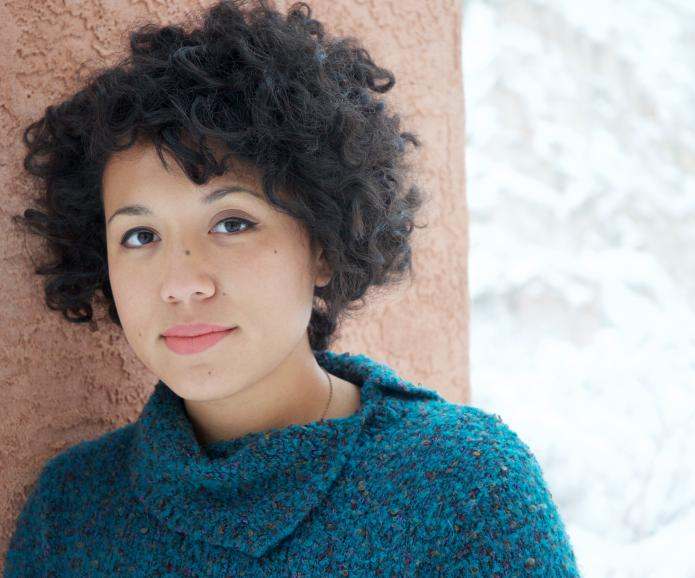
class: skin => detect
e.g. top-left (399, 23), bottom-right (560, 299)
top-left (102, 137), bottom-right (361, 447)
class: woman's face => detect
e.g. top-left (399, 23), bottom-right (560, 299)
top-left (102, 138), bottom-right (331, 402)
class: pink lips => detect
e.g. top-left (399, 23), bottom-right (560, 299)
top-left (163, 327), bottom-right (237, 355)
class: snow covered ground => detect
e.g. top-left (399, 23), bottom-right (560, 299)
top-left (462, 1), bottom-right (695, 576)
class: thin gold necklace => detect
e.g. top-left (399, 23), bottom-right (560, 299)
top-left (318, 367), bottom-right (333, 422)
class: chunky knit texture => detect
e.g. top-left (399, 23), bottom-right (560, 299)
top-left (4, 350), bottom-right (581, 577)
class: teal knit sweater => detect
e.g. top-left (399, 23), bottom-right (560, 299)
top-left (4, 350), bottom-right (581, 577)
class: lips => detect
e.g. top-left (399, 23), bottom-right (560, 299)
top-left (163, 327), bottom-right (237, 355)
top-left (163, 323), bottom-right (233, 337)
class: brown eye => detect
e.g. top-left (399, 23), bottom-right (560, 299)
top-left (120, 229), bottom-right (157, 248)
top-left (210, 217), bottom-right (256, 235)
top-left (120, 218), bottom-right (256, 249)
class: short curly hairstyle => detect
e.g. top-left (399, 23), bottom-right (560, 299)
top-left (12, 0), bottom-right (429, 352)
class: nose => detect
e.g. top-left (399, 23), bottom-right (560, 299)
top-left (160, 248), bottom-right (216, 304)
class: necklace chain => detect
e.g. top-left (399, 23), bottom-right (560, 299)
top-left (318, 367), bottom-right (333, 422)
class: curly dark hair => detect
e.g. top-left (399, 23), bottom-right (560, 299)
top-left (12, 0), bottom-right (429, 352)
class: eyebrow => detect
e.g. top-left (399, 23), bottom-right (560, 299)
top-left (106, 186), bottom-right (262, 227)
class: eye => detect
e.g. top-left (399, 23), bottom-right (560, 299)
top-left (210, 217), bottom-right (256, 236)
top-left (120, 217), bottom-right (256, 249)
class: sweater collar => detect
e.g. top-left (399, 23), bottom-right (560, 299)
top-left (127, 349), bottom-right (443, 559)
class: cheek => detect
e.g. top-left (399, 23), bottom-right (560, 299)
top-left (108, 261), bottom-right (150, 329)
top-left (231, 247), bottom-right (314, 308)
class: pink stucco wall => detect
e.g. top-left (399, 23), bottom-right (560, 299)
top-left (0, 0), bottom-right (468, 562)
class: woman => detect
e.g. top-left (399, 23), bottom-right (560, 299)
top-left (5, 0), bottom-right (581, 576)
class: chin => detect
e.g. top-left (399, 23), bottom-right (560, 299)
top-left (166, 377), bottom-right (240, 403)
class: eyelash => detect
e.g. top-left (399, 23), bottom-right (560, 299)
top-left (119, 217), bottom-right (256, 249)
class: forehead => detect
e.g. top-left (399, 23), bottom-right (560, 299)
top-left (102, 136), bottom-right (262, 200)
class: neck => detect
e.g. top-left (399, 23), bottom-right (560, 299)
top-left (183, 339), bottom-right (333, 447)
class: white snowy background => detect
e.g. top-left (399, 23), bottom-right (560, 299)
top-left (461, 1), bottom-right (695, 577)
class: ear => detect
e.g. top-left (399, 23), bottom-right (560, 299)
top-left (312, 243), bottom-right (332, 289)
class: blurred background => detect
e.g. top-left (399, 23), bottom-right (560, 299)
top-left (462, 1), bottom-right (695, 576)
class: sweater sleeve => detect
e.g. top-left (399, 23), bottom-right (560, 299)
top-left (451, 411), bottom-right (582, 577)
top-left (3, 463), bottom-right (56, 578)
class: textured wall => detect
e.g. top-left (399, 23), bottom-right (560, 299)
top-left (0, 0), bottom-right (467, 563)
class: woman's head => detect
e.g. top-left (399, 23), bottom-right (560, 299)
top-left (13, 0), bottom-right (428, 357)
top-left (102, 135), bottom-right (334, 400)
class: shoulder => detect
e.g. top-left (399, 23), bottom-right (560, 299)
top-left (376, 391), bottom-right (518, 465)
top-left (4, 424), bottom-right (136, 577)
top-left (366, 392), bottom-right (528, 503)
top-left (376, 398), bottom-right (582, 576)
top-left (17, 422), bottom-right (136, 514)
top-left (398, 399), bottom-right (552, 513)
top-left (46, 422), bottom-right (135, 486)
